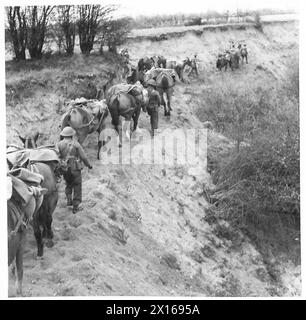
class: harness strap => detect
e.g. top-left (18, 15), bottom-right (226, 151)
top-left (8, 201), bottom-right (28, 238)
top-left (66, 141), bottom-right (74, 159)
top-left (97, 109), bottom-right (107, 129)
top-left (155, 83), bottom-right (175, 89)
top-left (67, 107), bottom-right (95, 129)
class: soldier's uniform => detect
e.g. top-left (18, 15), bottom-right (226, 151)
top-left (224, 50), bottom-right (231, 62)
top-left (56, 127), bottom-right (92, 213)
top-left (146, 79), bottom-right (161, 135)
top-left (191, 54), bottom-right (199, 76)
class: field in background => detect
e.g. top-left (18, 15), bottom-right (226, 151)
top-left (5, 13), bottom-right (298, 61)
top-left (128, 13), bottom-right (298, 38)
top-left (6, 19), bottom-right (300, 297)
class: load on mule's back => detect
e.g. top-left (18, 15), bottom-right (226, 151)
top-left (216, 48), bottom-right (240, 71)
top-left (60, 98), bottom-right (109, 157)
top-left (144, 68), bottom-right (176, 116)
top-left (105, 82), bottom-right (149, 146)
top-left (7, 144), bottom-right (60, 259)
top-left (238, 42), bottom-right (248, 64)
top-left (7, 164), bottom-right (48, 296)
top-left (167, 58), bottom-right (192, 83)
top-left (216, 53), bottom-right (230, 71)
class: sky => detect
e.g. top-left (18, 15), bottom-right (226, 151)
top-left (2, 0), bottom-right (301, 17)
top-left (104, 0), bottom-right (300, 17)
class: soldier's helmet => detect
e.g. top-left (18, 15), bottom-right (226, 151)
top-left (60, 126), bottom-right (76, 137)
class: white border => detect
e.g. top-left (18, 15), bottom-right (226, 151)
top-left (0, 0), bottom-right (304, 300)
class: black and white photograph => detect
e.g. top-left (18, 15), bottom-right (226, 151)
top-left (3, 0), bottom-right (302, 299)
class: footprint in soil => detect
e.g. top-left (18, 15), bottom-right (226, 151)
top-left (104, 282), bottom-right (113, 291)
top-left (60, 228), bottom-right (78, 241)
top-left (71, 254), bottom-right (85, 262)
top-left (92, 191), bottom-right (103, 199)
top-left (56, 246), bottom-right (66, 257)
top-left (58, 201), bottom-right (68, 209)
top-left (56, 211), bottom-right (69, 221)
top-left (39, 258), bottom-right (51, 271)
top-left (68, 215), bottom-right (83, 228)
top-left (81, 215), bottom-right (96, 224)
top-left (85, 199), bottom-right (97, 208)
top-left (46, 271), bottom-right (63, 284)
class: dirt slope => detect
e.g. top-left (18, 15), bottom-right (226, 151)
top-left (7, 21), bottom-right (300, 297)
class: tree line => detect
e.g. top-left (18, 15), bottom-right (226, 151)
top-left (6, 5), bottom-right (132, 61)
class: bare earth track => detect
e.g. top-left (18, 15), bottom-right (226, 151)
top-left (6, 19), bottom-right (300, 297)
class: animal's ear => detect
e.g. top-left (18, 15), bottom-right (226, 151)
top-left (19, 135), bottom-right (25, 144)
top-left (34, 132), bottom-right (40, 142)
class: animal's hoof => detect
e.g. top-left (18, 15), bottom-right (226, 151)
top-left (15, 288), bottom-right (23, 297)
top-left (45, 239), bottom-right (54, 248)
top-left (36, 255), bottom-right (44, 261)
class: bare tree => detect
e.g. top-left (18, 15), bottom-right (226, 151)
top-left (58, 5), bottom-right (76, 56)
top-left (77, 4), bottom-right (115, 55)
top-left (26, 6), bottom-right (54, 59)
top-left (101, 17), bottom-right (132, 53)
top-left (6, 6), bottom-right (27, 61)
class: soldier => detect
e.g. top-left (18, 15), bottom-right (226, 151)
top-left (146, 79), bottom-right (161, 136)
top-left (224, 49), bottom-right (231, 62)
top-left (190, 54), bottom-right (199, 76)
top-left (56, 126), bottom-right (93, 214)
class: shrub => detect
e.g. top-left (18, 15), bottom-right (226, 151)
top-left (100, 17), bottom-right (132, 53)
top-left (210, 129), bottom-right (299, 255)
top-left (201, 74), bottom-right (299, 259)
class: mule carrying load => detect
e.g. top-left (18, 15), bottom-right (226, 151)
top-left (7, 146), bottom-right (60, 258)
top-left (7, 146), bottom-right (60, 220)
top-left (7, 162), bottom-right (48, 296)
top-left (106, 83), bottom-right (145, 109)
top-left (105, 83), bottom-right (149, 147)
top-left (7, 146), bottom-right (60, 176)
top-left (144, 68), bottom-right (177, 85)
top-left (7, 168), bottom-right (47, 223)
top-left (144, 68), bottom-right (176, 116)
top-left (60, 98), bottom-right (109, 150)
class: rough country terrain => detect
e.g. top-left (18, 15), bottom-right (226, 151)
top-left (6, 20), bottom-right (300, 297)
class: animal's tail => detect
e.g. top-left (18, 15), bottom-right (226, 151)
top-left (161, 75), bottom-right (169, 90)
top-left (110, 97), bottom-right (120, 127)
